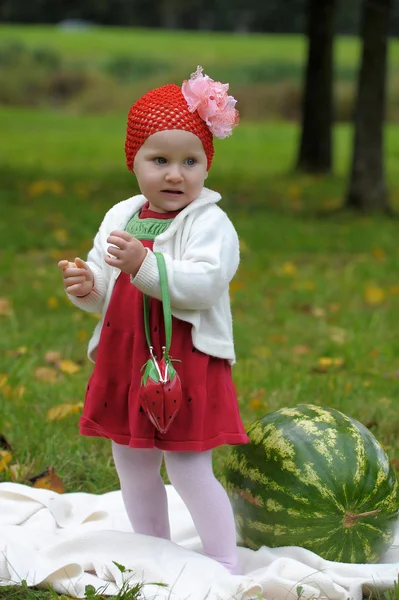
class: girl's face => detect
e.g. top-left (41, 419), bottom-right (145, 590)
top-left (133, 130), bottom-right (208, 213)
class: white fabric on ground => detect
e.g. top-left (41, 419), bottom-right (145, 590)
top-left (1, 482), bottom-right (399, 599)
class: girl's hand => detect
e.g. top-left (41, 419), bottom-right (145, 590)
top-left (57, 257), bottom-right (94, 297)
top-left (105, 230), bottom-right (147, 276)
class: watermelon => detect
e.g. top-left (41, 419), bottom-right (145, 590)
top-left (223, 404), bottom-right (399, 563)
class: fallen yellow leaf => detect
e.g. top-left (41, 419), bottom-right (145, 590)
top-left (372, 247), bottom-right (386, 261)
top-left (252, 346), bottom-right (271, 358)
top-left (1, 384), bottom-right (24, 401)
top-left (316, 357), bottom-right (345, 372)
top-left (30, 467), bottom-right (65, 494)
top-left (328, 303), bottom-right (341, 313)
top-left (0, 450), bottom-right (12, 472)
top-left (390, 459), bottom-right (399, 472)
top-left (74, 183), bottom-right (91, 198)
top-left (14, 386), bottom-right (26, 399)
top-left (288, 185), bottom-right (302, 200)
top-left (250, 387), bottom-right (266, 398)
top-left (0, 374), bottom-right (8, 388)
top-left (379, 396), bottom-right (392, 407)
top-left (269, 334), bottom-right (287, 344)
top-left (76, 329), bottom-right (88, 342)
top-left (48, 296), bottom-right (59, 309)
top-left (321, 198), bottom-right (341, 211)
top-left (49, 249), bottom-right (65, 260)
top-left (302, 280), bottom-right (316, 291)
top-left (230, 280), bottom-right (244, 292)
top-left (0, 298), bottom-right (12, 316)
top-left (28, 180), bottom-right (64, 197)
top-left (319, 357), bottom-right (344, 367)
top-left (47, 402), bottom-right (83, 421)
top-left (45, 351), bottom-right (61, 365)
top-left (59, 359), bottom-right (81, 375)
top-left (329, 327), bottom-right (348, 344)
top-left (53, 228), bottom-right (69, 244)
top-left (364, 284), bottom-right (385, 306)
top-left (249, 398), bottom-right (262, 410)
top-left (1, 384), bottom-right (13, 399)
top-left (6, 346), bottom-right (28, 358)
top-left (292, 344), bottom-right (312, 355)
top-left (312, 307), bottom-right (326, 318)
top-left (281, 262), bottom-right (297, 276)
top-left (35, 367), bottom-right (59, 383)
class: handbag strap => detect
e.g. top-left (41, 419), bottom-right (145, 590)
top-left (143, 252), bottom-right (172, 360)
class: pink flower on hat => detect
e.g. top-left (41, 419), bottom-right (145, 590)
top-left (182, 66), bottom-right (239, 139)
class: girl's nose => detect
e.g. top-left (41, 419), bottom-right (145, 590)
top-left (165, 165), bottom-right (183, 182)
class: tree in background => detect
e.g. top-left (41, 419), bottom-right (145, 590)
top-left (2, 0), bottom-right (399, 34)
top-left (295, 0), bottom-right (337, 173)
top-left (2, 0), bottom-right (398, 33)
top-left (346, 0), bottom-right (393, 211)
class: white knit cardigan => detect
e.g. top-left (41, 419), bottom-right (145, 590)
top-left (68, 187), bottom-right (240, 364)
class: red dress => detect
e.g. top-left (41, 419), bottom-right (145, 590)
top-left (79, 204), bottom-right (249, 451)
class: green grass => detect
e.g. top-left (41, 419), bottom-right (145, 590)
top-left (0, 24), bottom-right (338, 65)
top-left (0, 23), bottom-right (398, 75)
top-left (3, 25), bottom-right (399, 124)
top-left (2, 106), bottom-right (399, 211)
top-left (0, 564), bottom-right (158, 599)
top-left (3, 174), bottom-right (399, 596)
top-left (2, 151), bottom-right (399, 595)
top-left (2, 109), bottom-right (399, 483)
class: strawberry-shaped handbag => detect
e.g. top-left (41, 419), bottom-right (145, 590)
top-left (139, 252), bottom-right (182, 434)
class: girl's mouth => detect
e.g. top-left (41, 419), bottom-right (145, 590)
top-left (162, 190), bottom-right (183, 194)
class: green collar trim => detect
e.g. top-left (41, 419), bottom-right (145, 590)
top-left (125, 210), bottom-right (174, 240)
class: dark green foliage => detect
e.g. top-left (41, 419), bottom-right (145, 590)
top-left (1, 0), bottom-right (399, 35)
top-left (102, 56), bottom-right (170, 83)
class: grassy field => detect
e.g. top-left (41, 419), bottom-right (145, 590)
top-left (2, 107), bottom-right (399, 211)
top-left (0, 24), bottom-right (357, 65)
top-left (2, 24), bottom-right (399, 123)
top-left (2, 116), bottom-right (399, 597)
top-left (2, 23), bottom-right (398, 68)
top-left (1, 24), bottom-right (399, 600)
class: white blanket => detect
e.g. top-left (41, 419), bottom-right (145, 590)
top-left (1, 482), bottom-right (398, 599)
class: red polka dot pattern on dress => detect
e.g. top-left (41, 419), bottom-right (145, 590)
top-left (125, 84), bottom-right (214, 172)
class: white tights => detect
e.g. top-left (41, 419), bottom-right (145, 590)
top-left (111, 443), bottom-right (241, 574)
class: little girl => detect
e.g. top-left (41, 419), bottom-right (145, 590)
top-left (58, 66), bottom-right (249, 575)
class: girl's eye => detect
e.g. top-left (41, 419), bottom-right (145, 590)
top-left (154, 157), bottom-right (166, 165)
top-left (185, 158), bottom-right (196, 166)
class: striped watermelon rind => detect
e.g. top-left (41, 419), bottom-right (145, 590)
top-left (223, 404), bottom-right (399, 563)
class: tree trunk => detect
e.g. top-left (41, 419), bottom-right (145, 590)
top-left (346, 0), bottom-right (392, 211)
top-left (159, 0), bottom-right (183, 29)
top-left (296, 0), bottom-right (337, 173)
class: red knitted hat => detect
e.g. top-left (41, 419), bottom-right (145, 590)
top-left (125, 83), bottom-right (215, 172)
